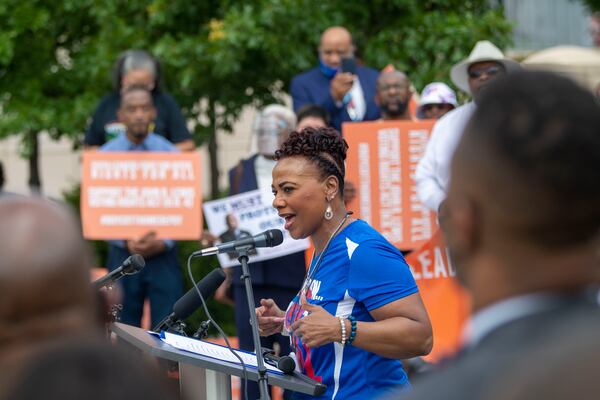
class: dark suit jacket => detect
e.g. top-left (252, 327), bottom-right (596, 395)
top-left (227, 155), bottom-right (306, 289)
top-left (290, 65), bottom-right (380, 132)
top-left (402, 294), bottom-right (600, 400)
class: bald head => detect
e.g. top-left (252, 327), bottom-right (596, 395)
top-left (0, 197), bottom-right (96, 354)
top-left (319, 26), bottom-right (354, 69)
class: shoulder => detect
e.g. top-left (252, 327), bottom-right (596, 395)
top-left (291, 67), bottom-right (321, 85)
top-left (93, 92), bottom-right (120, 112)
top-left (228, 154), bottom-right (258, 175)
top-left (99, 136), bottom-right (123, 151)
top-left (357, 65), bottom-right (380, 80)
top-left (153, 91), bottom-right (179, 106)
top-left (148, 133), bottom-right (178, 151)
top-left (343, 220), bottom-right (401, 260)
top-left (438, 102), bottom-right (475, 124)
top-left (430, 102), bottom-right (474, 135)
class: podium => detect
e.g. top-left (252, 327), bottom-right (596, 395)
top-left (111, 322), bottom-right (326, 399)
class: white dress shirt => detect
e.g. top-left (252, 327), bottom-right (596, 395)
top-left (415, 102), bottom-right (477, 211)
top-left (462, 293), bottom-right (569, 349)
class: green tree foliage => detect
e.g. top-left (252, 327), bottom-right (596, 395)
top-left (578, 0), bottom-right (600, 11)
top-left (2, 0), bottom-right (512, 335)
top-left (0, 0), bottom-right (511, 194)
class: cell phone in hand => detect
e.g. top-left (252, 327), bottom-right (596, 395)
top-left (341, 57), bottom-right (357, 74)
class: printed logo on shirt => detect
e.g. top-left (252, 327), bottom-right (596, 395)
top-left (104, 122), bottom-right (126, 141)
top-left (307, 279), bottom-right (323, 301)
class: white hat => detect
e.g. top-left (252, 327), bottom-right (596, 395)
top-left (416, 82), bottom-right (458, 118)
top-left (450, 40), bottom-right (520, 94)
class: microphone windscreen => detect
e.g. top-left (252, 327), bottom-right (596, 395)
top-left (277, 355), bottom-right (296, 374)
top-left (266, 229), bottom-right (284, 247)
top-left (172, 268), bottom-right (226, 320)
top-left (129, 254), bottom-right (146, 272)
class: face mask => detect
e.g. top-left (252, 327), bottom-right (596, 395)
top-left (319, 57), bottom-right (339, 79)
top-left (256, 116), bottom-right (287, 156)
top-left (257, 130), bottom-right (279, 156)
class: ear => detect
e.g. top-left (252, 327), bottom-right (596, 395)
top-left (322, 175), bottom-right (340, 201)
top-left (374, 92), bottom-right (381, 106)
top-left (117, 108), bottom-right (124, 123)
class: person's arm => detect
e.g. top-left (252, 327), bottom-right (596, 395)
top-left (415, 120), bottom-right (447, 212)
top-left (161, 93), bottom-right (194, 151)
top-left (291, 74), bottom-right (343, 117)
top-left (291, 240), bottom-right (432, 359)
top-left (175, 139), bottom-right (195, 151)
top-left (256, 298), bottom-right (286, 336)
top-left (84, 95), bottom-right (114, 147)
top-left (295, 293), bottom-right (432, 359)
top-left (126, 231), bottom-right (172, 259)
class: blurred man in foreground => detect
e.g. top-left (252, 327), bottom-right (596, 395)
top-left (403, 71), bottom-right (600, 399)
top-left (0, 196), bottom-right (99, 393)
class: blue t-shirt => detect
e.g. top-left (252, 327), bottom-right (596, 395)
top-left (285, 220), bottom-right (418, 399)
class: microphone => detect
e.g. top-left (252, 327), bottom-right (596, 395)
top-left (262, 348), bottom-right (296, 374)
top-left (193, 229), bottom-right (284, 257)
top-left (93, 254), bottom-right (145, 289)
top-left (153, 268), bottom-right (226, 332)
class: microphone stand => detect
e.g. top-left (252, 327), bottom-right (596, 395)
top-left (237, 245), bottom-right (270, 400)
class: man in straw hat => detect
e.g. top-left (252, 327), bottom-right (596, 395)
top-left (415, 40), bottom-right (520, 214)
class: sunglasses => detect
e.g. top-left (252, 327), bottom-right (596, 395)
top-left (468, 65), bottom-right (503, 79)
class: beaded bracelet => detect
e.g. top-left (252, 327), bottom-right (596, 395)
top-left (339, 317), bottom-right (347, 346)
top-left (346, 315), bottom-right (357, 346)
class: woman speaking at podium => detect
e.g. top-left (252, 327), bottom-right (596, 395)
top-left (257, 127), bottom-right (433, 399)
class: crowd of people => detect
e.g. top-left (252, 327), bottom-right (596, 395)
top-left (1, 20), bottom-right (599, 400)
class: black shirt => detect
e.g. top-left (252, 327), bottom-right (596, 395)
top-left (84, 91), bottom-right (192, 146)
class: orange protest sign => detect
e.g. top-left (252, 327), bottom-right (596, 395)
top-left (344, 120), bottom-right (438, 250)
top-left (81, 151), bottom-right (202, 240)
top-left (405, 230), bottom-right (471, 362)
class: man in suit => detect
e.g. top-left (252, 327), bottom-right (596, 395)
top-left (399, 71), bottom-right (600, 399)
top-left (218, 213), bottom-right (256, 260)
top-left (290, 26), bottom-right (380, 132)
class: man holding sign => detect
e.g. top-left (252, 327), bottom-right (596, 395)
top-left (100, 85), bottom-right (182, 328)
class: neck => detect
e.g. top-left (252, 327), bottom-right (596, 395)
top-left (311, 205), bottom-right (350, 255)
top-left (126, 131), bottom-right (146, 145)
top-left (382, 111), bottom-right (411, 121)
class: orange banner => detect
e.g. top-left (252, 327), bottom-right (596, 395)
top-left (344, 120), bottom-right (438, 250)
top-left (81, 151), bottom-right (202, 240)
top-left (405, 230), bottom-right (471, 362)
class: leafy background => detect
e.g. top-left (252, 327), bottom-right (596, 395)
top-left (1, 0), bottom-right (519, 336)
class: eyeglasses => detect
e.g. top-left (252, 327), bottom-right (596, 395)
top-left (468, 65), bottom-right (503, 79)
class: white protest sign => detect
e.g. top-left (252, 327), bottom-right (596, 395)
top-left (203, 189), bottom-right (309, 268)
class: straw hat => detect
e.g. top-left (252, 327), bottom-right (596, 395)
top-left (450, 40), bottom-right (520, 94)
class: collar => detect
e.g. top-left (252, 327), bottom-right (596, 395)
top-left (462, 293), bottom-right (570, 348)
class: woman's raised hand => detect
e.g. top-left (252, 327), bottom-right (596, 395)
top-left (255, 298), bottom-right (285, 336)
